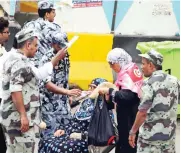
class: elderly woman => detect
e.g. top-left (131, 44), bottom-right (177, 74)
top-left (99, 48), bottom-right (143, 153)
top-left (39, 78), bottom-right (110, 153)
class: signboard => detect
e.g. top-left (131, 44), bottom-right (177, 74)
top-left (72, 0), bottom-right (102, 8)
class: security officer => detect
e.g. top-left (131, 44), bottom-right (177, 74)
top-left (129, 50), bottom-right (180, 153)
top-left (39, 33), bottom-right (81, 138)
top-left (1, 28), bottom-right (68, 153)
top-left (23, 0), bottom-right (67, 67)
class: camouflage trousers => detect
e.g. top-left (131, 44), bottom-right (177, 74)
top-left (2, 125), bottom-right (40, 153)
top-left (137, 137), bottom-right (176, 153)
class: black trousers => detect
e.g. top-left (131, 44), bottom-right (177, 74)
top-left (0, 98), bottom-right (7, 153)
top-left (115, 102), bottom-right (139, 153)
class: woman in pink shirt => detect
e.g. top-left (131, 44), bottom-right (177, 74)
top-left (100, 48), bottom-right (143, 153)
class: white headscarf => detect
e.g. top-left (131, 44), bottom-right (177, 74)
top-left (107, 48), bottom-right (132, 67)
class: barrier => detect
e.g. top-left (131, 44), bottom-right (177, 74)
top-left (67, 32), bottom-right (113, 89)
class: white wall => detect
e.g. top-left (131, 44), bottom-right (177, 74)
top-left (1, 0), bottom-right (179, 36)
top-left (55, 0), bottom-right (179, 36)
top-left (115, 0), bottom-right (179, 36)
top-left (55, 4), bottom-right (110, 33)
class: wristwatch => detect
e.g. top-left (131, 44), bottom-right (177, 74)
top-left (129, 130), bottom-right (136, 135)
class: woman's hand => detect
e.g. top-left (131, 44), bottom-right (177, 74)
top-left (98, 87), bottom-right (109, 95)
top-left (54, 129), bottom-right (65, 137)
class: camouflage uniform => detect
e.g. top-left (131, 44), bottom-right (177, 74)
top-left (23, 18), bottom-right (62, 67)
top-left (1, 50), bottom-right (41, 153)
top-left (138, 50), bottom-right (180, 153)
top-left (22, 1), bottom-right (71, 139)
top-left (39, 33), bottom-right (71, 138)
top-left (23, 0), bottom-right (68, 67)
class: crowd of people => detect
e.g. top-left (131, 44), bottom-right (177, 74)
top-left (0, 0), bottom-right (180, 153)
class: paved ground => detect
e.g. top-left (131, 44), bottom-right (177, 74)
top-left (110, 121), bottom-right (180, 153)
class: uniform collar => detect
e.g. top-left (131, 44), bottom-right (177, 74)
top-left (149, 70), bottom-right (164, 79)
top-left (16, 49), bottom-right (28, 60)
top-left (152, 70), bottom-right (163, 75)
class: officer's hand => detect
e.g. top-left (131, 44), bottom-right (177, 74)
top-left (51, 47), bottom-right (68, 67)
top-left (55, 47), bottom-right (67, 60)
top-left (20, 114), bottom-right (29, 133)
top-left (54, 129), bottom-right (65, 137)
top-left (129, 134), bottom-right (136, 148)
top-left (56, 47), bottom-right (68, 60)
top-left (66, 89), bottom-right (82, 96)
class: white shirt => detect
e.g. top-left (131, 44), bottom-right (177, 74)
top-left (0, 45), bottom-right (7, 99)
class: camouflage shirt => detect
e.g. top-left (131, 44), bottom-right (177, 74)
top-left (1, 50), bottom-right (40, 127)
top-left (23, 18), bottom-right (63, 67)
top-left (138, 70), bottom-right (180, 143)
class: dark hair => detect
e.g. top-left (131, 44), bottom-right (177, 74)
top-left (0, 17), bottom-right (9, 33)
top-left (13, 37), bottom-right (18, 49)
top-left (38, 8), bottom-right (54, 18)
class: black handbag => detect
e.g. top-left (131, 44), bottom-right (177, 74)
top-left (88, 96), bottom-right (117, 146)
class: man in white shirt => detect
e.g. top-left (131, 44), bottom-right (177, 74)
top-left (0, 17), bottom-right (10, 153)
top-left (0, 17), bottom-right (10, 100)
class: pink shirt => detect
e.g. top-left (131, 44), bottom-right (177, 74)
top-left (115, 62), bottom-right (143, 98)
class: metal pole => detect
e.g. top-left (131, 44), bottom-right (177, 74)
top-left (111, 0), bottom-right (118, 34)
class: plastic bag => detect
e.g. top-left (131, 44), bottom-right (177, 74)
top-left (88, 96), bottom-right (117, 146)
